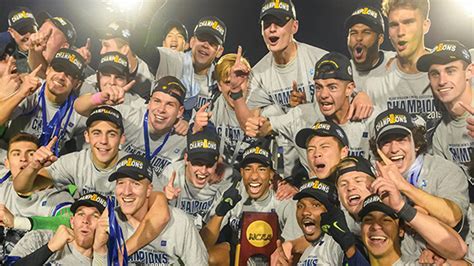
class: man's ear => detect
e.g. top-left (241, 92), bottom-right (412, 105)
top-left (184, 43), bottom-right (190, 50)
top-left (120, 44), bottom-right (130, 56)
top-left (377, 33), bottom-right (384, 47)
top-left (190, 36), bottom-right (196, 49)
top-left (4, 158), bottom-right (10, 170)
top-left (291, 19), bottom-right (299, 35)
top-left (120, 134), bottom-right (126, 145)
top-left (216, 46), bottom-right (224, 59)
top-left (422, 18), bottom-right (431, 35)
top-left (84, 130), bottom-right (90, 144)
top-left (345, 81), bottom-right (355, 97)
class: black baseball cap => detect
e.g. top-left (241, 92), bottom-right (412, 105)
top-left (37, 12), bottom-right (76, 45)
top-left (293, 178), bottom-right (339, 209)
top-left (240, 138), bottom-right (273, 169)
top-left (335, 156), bottom-right (376, 184)
top-left (314, 52), bottom-right (353, 81)
top-left (417, 40), bottom-right (472, 72)
top-left (70, 192), bottom-right (107, 215)
top-left (8, 7), bottom-right (38, 35)
top-left (98, 20), bottom-right (132, 43)
top-left (374, 108), bottom-right (414, 145)
top-left (98, 52), bottom-right (129, 77)
top-left (109, 154), bottom-right (154, 182)
top-left (0, 32), bottom-right (16, 59)
top-left (345, 6), bottom-right (385, 34)
top-left (163, 20), bottom-right (188, 42)
top-left (358, 194), bottom-right (398, 220)
top-left (151, 76), bottom-right (186, 106)
top-left (187, 125), bottom-right (220, 166)
top-left (295, 121), bottom-right (349, 149)
top-left (50, 48), bottom-right (86, 80)
top-left (194, 16), bottom-right (226, 45)
top-left (259, 0), bottom-right (296, 23)
top-left (86, 106), bottom-right (124, 132)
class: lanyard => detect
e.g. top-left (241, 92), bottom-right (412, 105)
top-left (0, 171), bottom-right (11, 184)
top-left (107, 197), bottom-right (128, 266)
top-left (37, 83), bottom-right (75, 155)
top-left (407, 155), bottom-right (424, 187)
top-left (143, 110), bottom-right (171, 161)
top-left (218, 126), bottom-right (245, 166)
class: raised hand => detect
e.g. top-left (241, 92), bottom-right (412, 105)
top-left (48, 224), bottom-right (75, 252)
top-left (76, 38), bottom-right (92, 65)
top-left (30, 136), bottom-right (58, 170)
top-left (97, 80), bottom-right (136, 106)
top-left (458, 101), bottom-right (474, 138)
top-left (275, 180), bottom-right (298, 200)
top-left (192, 102), bottom-right (212, 133)
top-left (375, 148), bottom-right (410, 191)
top-left (93, 208), bottom-right (109, 254)
top-left (163, 171), bottom-right (181, 200)
top-left (320, 204), bottom-right (355, 252)
top-left (18, 65), bottom-right (42, 98)
top-left (215, 180), bottom-right (242, 216)
top-left (245, 116), bottom-right (268, 138)
top-left (0, 204), bottom-right (14, 228)
top-left (29, 28), bottom-right (53, 53)
top-left (289, 81), bottom-right (306, 107)
top-left (347, 91), bottom-right (373, 121)
top-left (0, 56), bottom-right (21, 100)
top-left (270, 239), bottom-right (293, 266)
top-left (173, 118), bottom-right (189, 136)
top-left (371, 161), bottom-right (405, 212)
top-left (229, 46), bottom-right (250, 92)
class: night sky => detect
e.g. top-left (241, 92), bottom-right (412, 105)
top-left (1, 0), bottom-right (473, 67)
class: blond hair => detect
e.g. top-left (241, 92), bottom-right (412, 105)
top-left (382, 0), bottom-right (430, 19)
top-left (214, 53), bottom-right (251, 82)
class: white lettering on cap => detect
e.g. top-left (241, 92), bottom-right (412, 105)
top-left (10, 11), bottom-right (34, 25)
top-left (434, 43), bottom-right (456, 53)
top-left (189, 139), bottom-right (218, 150)
top-left (353, 7), bottom-right (378, 19)
top-left (261, 1), bottom-right (290, 13)
top-left (197, 20), bottom-right (224, 35)
top-left (375, 114), bottom-right (408, 132)
top-left (54, 51), bottom-right (83, 70)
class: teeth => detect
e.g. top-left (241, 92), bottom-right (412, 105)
top-left (370, 236), bottom-right (387, 240)
top-left (348, 195), bottom-right (360, 201)
top-left (390, 155), bottom-right (404, 161)
top-left (196, 174), bottom-right (207, 180)
top-left (249, 183), bottom-right (261, 188)
top-left (54, 80), bottom-right (64, 86)
top-left (439, 88), bottom-right (451, 92)
top-left (122, 198), bottom-right (134, 203)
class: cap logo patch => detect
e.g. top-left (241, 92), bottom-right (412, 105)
top-left (363, 195), bottom-right (381, 208)
top-left (434, 43), bottom-right (456, 53)
top-left (312, 122), bottom-right (330, 131)
top-left (261, 1), bottom-right (290, 13)
top-left (118, 157), bottom-right (144, 169)
top-left (347, 65), bottom-right (352, 76)
top-left (91, 108), bottom-right (120, 119)
top-left (100, 54), bottom-right (127, 68)
top-left (462, 49), bottom-right (471, 61)
top-left (243, 146), bottom-right (269, 158)
top-left (108, 22), bottom-right (119, 31)
top-left (53, 17), bottom-right (68, 26)
top-left (10, 11), bottom-right (34, 24)
top-left (197, 20), bottom-right (225, 35)
top-left (190, 139), bottom-right (217, 150)
top-left (78, 193), bottom-right (107, 208)
top-left (375, 114), bottom-right (407, 131)
top-left (121, 29), bottom-right (131, 39)
top-left (55, 51), bottom-right (83, 70)
top-left (299, 180), bottom-right (329, 193)
top-left (353, 7), bottom-right (378, 19)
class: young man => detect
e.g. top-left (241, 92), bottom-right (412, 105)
top-left (93, 20), bottom-right (154, 100)
top-left (156, 16), bottom-right (226, 111)
top-left (6, 192), bottom-right (107, 265)
top-left (345, 5), bottom-right (396, 90)
top-left (92, 153), bottom-right (208, 265)
top-left (157, 125), bottom-right (235, 229)
top-left (27, 12), bottom-right (77, 78)
top-left (161, 20), bottom-right (189, 52)
top-left (74, 75), bottom-right (187, 176)
top-left (246, 52), bottom-right (377, 170)
top-left (372, 108), bottom-right (469, 229)
top-left (6, 7), bottom-right (38, 73)
top-left (1, 48), bottom-right (87, 155)
top-left (201, 140), bottom-right (301, 265)
top-left (366, 0), bottom-right (440, 135)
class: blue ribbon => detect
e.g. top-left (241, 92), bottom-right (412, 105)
top-left (0, 171), bottom-right (11, 184)
top-left (143, 110), bottom-right (171, 161)
top-left (36, 83), bottom-right (76, 156)
top-left (107, 197), bottom-right (128, 266)
top-left (407, 155), bottom-right (424, 187)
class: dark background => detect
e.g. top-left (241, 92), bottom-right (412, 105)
top-left (1, 0), bottom-right (473, 67)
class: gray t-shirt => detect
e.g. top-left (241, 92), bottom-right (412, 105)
top-left (3, 82), bottom-right (86, 152)
top-left (156, 160), bottom-right (234, 229)
top-left (47, 148), bottom-right (121, 198)
top-left (297, 233), bottom-right (343, 265)
top-left (352, 50), bottom-right (396, 91)
top-left (365, 60), bottom-right (440, 134)
top-left (156, 48), bottom-right (216, 111)
top-left (115, 104), bottom-right (186, 176)
top-left (9, 230), bottom-right (92, 265)
top-left (0, 180), bottom-right (73, 217)
top-left (115, 207), bottom-right (208, 265)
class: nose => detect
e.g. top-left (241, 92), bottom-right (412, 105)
top-left (19, 152), bottom-right (28, 162)
top-left (269, 23), bottom-right (278, 32)
top-left (355, 32), bottom-right (363, 42)
top-left (122, 182), bottom-right (133, 195)
top-left (397, 24), bottom-right (406, 37)
top-left (438, 71), bottom-right (448, 87)
top-left (388, 140), bottom-right (401, 154)
top-left (318, 86), bottom-right (331, 99)
top-left (109, 75), bottom-right (118, 86)
top-left (369, 221), bottom-right (383, 231)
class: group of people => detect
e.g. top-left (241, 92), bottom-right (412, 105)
top-left (0, 0), bottom-right (472, 265)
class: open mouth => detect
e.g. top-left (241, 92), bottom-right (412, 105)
top-left (248, 182), bottom-right (262, 194)
top-left (153, 114), bottom-right (166, 122)
top-left (53, 79), bottom-right (65, 87)
top-left (438, 87), bottom-right (452, 93)
top-left (319, 102), bottom-right (334, 111)
top-left (315, 163), bottom-right (326, 171)
top-left (302, 218), bottom-right (317, 234)
top-left (368, 235), bottom-right (388, 246)
top-left (354, 45), bottom-right (365, 59)
top-left (348, 194), bottom-right (361, 205)
top-left (269, 36), bottom-right (279, 44)
top-left (198, 49), bottom-right (209, 57)
top-left (397, 41), bottom-right (408, 51)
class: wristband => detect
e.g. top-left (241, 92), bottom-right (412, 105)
top-left (396, 202), bottom-right (417, 222)
top-left (14, 216), bottom-right (32, 231)
top-left (230, 90), bottom-right (243, 100)
top-left (91, 92), bottom-right (105, 105)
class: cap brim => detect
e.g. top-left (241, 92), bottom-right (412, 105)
top-left (98, 64), bottom-right (128, 77)
top-left (12, 21), bottom-right (38, 35)
top-left (358, 202), bottom-right (398, 220)
top-left (295, 128), bottom-right (346, 149)
top-left (86, 113), bottom-right (123, 131)
top-left (417, 53), bottom-right (462, 72)
top-left (344, 15), bottom-right (383, 33)
top-left (50, 60), bottom-right (81, 79)
top-left (188, 153), bottom-right (218, 166)
top-left (240, 155), bottom-right (272, 169)
top-left (195, 30), bottom-right (223, 45)
top-left (260, 11), bottom-right (293, 23)
top-left (108, 169), bottom-right (149, 182)
top-left (293, 189), bottom-right (331, 208)
top-left (36, 11), bottom-right (53, 26)
top-left (70, 201), bottom-right (105, 214)
top-left (376, 125), bottom-right (411, 145)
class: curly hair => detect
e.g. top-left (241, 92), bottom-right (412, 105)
top-left (370, 126), bottom-right (428, 161)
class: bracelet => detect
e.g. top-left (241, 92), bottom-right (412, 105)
top-left (230, 90), bottom-right (243, 100)
top-left (91, 92), bottom-right (105, 105)
top-left (396, 202), bottom-right (417, 222)
top-left (14, 216), bottom-right (32, 231)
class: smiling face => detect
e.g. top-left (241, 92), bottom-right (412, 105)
top-left (315, 78), bottom-right (353, 118)
top-left (184, 153), bottom-right (217, 189)
top-left (98, 72), bottom-right (128, 91)
top-left (261, 16), bottom-right (298, 54)
top-left (347, 23), bottom-right (383, 70)
top-left (296, 197), bottom-right (327, 242)
top-left (241, 162), bottom-right (274, 200)
top-left (147, 91), bottom-right (184, 134)
top-left (190, 35), bottom-right (223, 72)
top-left (361, 211), bottom-right (403, 260)
top-left (85, 121), bottom-right (124, 168)
top-left (115, 177), bottom-right (152, 219)
top-left (337, 172), bottom-right (374, 216)
top-left (428, 60), bottom-right (472, 105)
top-left (378, 133), bottom-right (416, 175)
top-left (70, 206), bottom-right (101, 249)
top-left (306, 135), bottom-right (349, 179)
top-left (163, 27), bottom-right (188, 52)
top-left (45, 65), bottom-right (79, 102)
top-left (387, 7), bottom-right (430, 61)
top-left (5, 140), bottom-right (38, 178)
